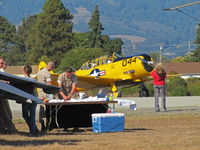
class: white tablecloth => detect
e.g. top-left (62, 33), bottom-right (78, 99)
top-left (48, 96), bottom-right (136, 111)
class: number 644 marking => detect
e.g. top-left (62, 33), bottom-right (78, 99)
top-left (122, 57), bottom-right (136, 66)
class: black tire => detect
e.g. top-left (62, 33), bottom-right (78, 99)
top-left (139, 89), bottom-right (149, 97)
top-left (117, 90), bottom-right (122, 97)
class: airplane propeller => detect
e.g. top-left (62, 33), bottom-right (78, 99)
top-left (135, 55), bottom-right (154, 72)
top-left (135, 56), bottom-right (154, 65)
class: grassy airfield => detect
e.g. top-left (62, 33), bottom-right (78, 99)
top-left (0, 108), bottom-right (199, 150)
top-left (1, 98), bottom-right (200, 150)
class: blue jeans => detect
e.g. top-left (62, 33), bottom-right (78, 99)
top-left (22, 101), bottom-right (37, 134)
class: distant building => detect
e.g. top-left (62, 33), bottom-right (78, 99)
top-left (5, 65), bottom-right (38, 78)
top-left (164, 62), bottom-right (200, 79)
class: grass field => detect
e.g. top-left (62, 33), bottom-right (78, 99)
top-left (0, 107), bottom-right (200, 150)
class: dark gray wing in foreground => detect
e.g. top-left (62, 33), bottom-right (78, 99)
top-left (0, 81), bottom-right (43, 104)
top-left (0, 71), bottom-right (60, 94)
top-left (0, 72), bottom-right (60, 103)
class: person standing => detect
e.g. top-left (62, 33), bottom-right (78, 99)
top-left (0, 58), bottom-right (5, 72)
top-left (2, 61), bottom-right (7, 71)
top-left (37, 61), bottom-right (54, 132)
top-left (151, 63), bottom-right (167, 112)
top-left (0, 58), bottom-right (6, 134)
top-left (22, 65), bottom-right (39, 136)
top-left (0, 59), bottom-right (18, 134)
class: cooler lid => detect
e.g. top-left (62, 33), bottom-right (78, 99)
top-left (92, 113), bottom-right (124, 117)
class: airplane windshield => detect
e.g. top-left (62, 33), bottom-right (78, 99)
top-left (113, 53), bottom-right (121, 58)
top-left (80, 53), bottom-right (122, 70)
top-left (112, 53), bottom-right (122, 62)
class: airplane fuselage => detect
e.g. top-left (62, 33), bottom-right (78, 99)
top-left (75, 54), bottom-right (154, 91)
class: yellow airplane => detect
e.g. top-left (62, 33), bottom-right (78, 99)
top-left (39, 53), bottom-right (155, 98)
top-left (75, 53), bottom-right (155, 98)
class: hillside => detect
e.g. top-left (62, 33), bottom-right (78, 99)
top-left (0, 0), bottom-right (200, 57)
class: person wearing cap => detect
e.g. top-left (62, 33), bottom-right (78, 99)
top-left (57, 67), bottom-right (78, 132)
top-left (37, 61), bottom-right (54, 132)
top-left (57, 67), bottom-right (77, 100)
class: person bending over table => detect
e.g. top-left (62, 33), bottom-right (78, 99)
top-left (57, 67), bottom-right (78, 132)
top-left (57, 67), bottom-right (77, 101)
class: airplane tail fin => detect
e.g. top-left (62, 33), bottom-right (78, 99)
top-left (38, 61), bottom-right (47, 72)
top-left (38, 61), bottom-right (54, 74)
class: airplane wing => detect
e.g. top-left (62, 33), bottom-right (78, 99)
top-left (0, 71), bottom-right (60, 94)
top-left (166, 74), bottom-right (182, 78)
top-left (50, 72), bottom-right (125, 90)
top-left (76, 75), bottom-right (127, 90)
top-left (0, 72), bottom-right (61, 103)
top-left (141, 74), bottom-right (182, 82)
top-left (0, 81), bottom-right (43, 104)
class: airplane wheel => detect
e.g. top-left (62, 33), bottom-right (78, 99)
top-left (117, 90), bottom-right (122, 97)
top-left (139, 89), bottom-right (149, 97)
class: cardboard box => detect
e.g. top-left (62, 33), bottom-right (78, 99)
top-left (92, 113), bottom-right (124, 133)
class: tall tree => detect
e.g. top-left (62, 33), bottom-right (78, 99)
top-left (101, 35), bottom-right (123, 55)
top-left (3, 15), bottom-right (37, 65)
top-left (0, 16), bottom-right (16, 53)
top-left (19, 15), bottom-right (37, 53)
top-left (88, 5), bottom-right (104, 48)
top-left (26, 0), bottom-right (73, 65)
top-left (191, 24), bottom-right (200, 61)
top-left (72, 32), bottom-right (89, 49)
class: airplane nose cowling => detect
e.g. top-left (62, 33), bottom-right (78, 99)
top-left (141, 54), bottom-right (154, 72)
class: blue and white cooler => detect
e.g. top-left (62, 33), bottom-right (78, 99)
top-left (92, 113), bottom-right (125, 133)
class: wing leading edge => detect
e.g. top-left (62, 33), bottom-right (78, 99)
top-left (0, 72), bottom-right (61, 103)
top-left (0, 72), bottom-right (60, 93)
top-left (0, 81), bottom-right (43, 103)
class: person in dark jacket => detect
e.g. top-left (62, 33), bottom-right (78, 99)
top-left (22, 65), bottom-right (39, 136)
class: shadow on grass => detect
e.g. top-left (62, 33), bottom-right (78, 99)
top-left (47, 128), bottom-right (152, 134)
top-left (0, 138), bottom-right (83, 146)
top-left (47, 128), bottom-right (90, 135)
top-left (167, 108), bottom-right (197, 112)
top-left (124, 128), bottom-right (152, 132)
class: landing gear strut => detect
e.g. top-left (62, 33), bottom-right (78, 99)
top-left (139, 82), bottom-right (149, 97)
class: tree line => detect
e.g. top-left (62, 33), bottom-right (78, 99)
top-left (1, 0), bottom-right (200, 69)
top-left (2, 0), bottom-right (198, 54)
top-left (0, 0), bottom-right (123, 71)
